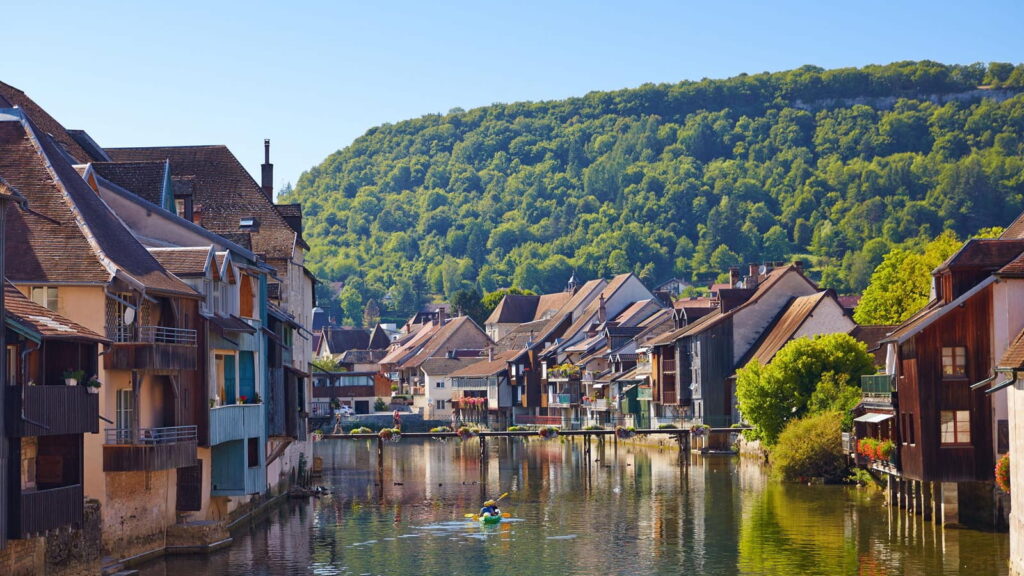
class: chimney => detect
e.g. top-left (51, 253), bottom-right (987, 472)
top-left (793, 260), bottom-right (804, 273)
top-left (192, 203), bottom-right (203, 226)
top-left (487, 347), bottom-right (493, 362)
top-left (749, 264), bottom-right (759, 278)
top-left (436, 306), bottom-right (447, 326)
top-left (261, 139), bottom-right (274, 201)
top-left (729, 267), bottom-right (740, 288)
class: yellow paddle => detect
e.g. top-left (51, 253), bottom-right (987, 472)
top-left (464, 492), bottom-right (512, 519)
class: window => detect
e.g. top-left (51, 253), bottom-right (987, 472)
top-left (6, 345), bottom-right (17, 385)
top-left (248, 437), bottom-right (259, 468)
top-left (115, 389), bottom-right (134, 443)
top-left (239, 274), bottom-right (256, 318)
top-left (435, 380), bottom-right (445, 388)
top-left (940, 410), bottom-right (971, 445)
top-left (942, 346), bottom-right (967, 378)
top-left (30, 286), bottom-right (57, 311)
top-left (901, 413), bottom-right (915, 445)
top-left (436, 400), bottom-right (445, 410)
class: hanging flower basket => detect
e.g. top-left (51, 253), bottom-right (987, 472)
top-left (996, 453), bottom-right (1011, 493)
top-left (429, 426), bottom-right (452, 434)
top-left (311, 430), bottom-right (324, 442)
top-left (538, 426), bottom-right (559, 439)
top-left (349, 427), bottom-right (373, 435)
top-left (457, 426), bottom-right (477, 440)
top-left (615, 425), bottom-right (636, 439)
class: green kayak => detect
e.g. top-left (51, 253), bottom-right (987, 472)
top-left (479, 514), bottom-right (502, 525)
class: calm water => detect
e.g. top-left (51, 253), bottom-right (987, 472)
top-left (141, 438), bottom-right (1009, 576)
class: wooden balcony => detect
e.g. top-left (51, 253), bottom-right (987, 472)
top-left (210, 404), bottom-right (263, 445)
top-left (104, 326), bottom-right (197, 372)
top-left (13, 484), bottom-right (84, 537)
top-left (103, 425), bottom-right (197, 472)
top-left (6, 385), bottom-right (99, 437)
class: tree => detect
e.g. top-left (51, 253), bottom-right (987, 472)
top-left (770, 412), bottom-right (848, 483)
top-left (736, 333), bottom-right (875, 445)
top-left (338, 284), bottom-right (363, 326)
top-left (451, 289), bottom-right (487, 325)
top-left (853, 231), bottom-right (961, 324)
top-left (362, 299), bottom-right (381, 328)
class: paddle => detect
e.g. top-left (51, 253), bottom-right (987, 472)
top-left (465, 492), bottom-right (512, 519)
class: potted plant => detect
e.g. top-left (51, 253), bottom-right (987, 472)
top-left (86, 378), bottom-right (102, 394)
top-left (63, 369), bottom-right (85, 386)
top-left (538, 426), bottom-right (559, 439)
top-left (997, 453), bottom-right (1011, 493)
top-left (250, 393), bottom-right (262, 404)
top-left (456, 426), bottom-right (477, 440)
top-left (238, 395), bottom-right (248, 405)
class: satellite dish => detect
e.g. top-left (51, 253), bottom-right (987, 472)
top-left (123, 307), bottom-right (136, 326)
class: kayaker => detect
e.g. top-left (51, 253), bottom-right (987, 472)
top-left (479, 499), bottom-right (500, 517)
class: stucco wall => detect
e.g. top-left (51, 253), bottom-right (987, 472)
top-left (732, 271), bottom-right (817, 362)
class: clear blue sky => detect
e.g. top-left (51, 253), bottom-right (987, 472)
top-left (3, 1), bottom-right (1022, 193)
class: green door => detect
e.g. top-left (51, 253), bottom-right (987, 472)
top-left (239, 351), bottom-right (255, 401)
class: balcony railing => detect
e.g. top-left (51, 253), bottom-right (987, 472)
top-left (105, 325), bottom-right (198, 372)
top-left (6, 385), bottom-right (98, 437)
top-left (549, 393), bottom-right (578, 407)
top-left (861, 374), bottom-right (893, 398)
top-left (139, 325), bottom-right (198, 345)
top-left (103, 425), bottom-right (197, 472)
top-left (15, 484), bottom-right (84, 537)
top-left (584, 398), bottom-right (608, 411)
top-left (210, 405), bottom-right (262, 445)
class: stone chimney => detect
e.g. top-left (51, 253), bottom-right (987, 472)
top-left (729, 267), bottom-right (741, 288)
top-left (261, 139), bottom-right (274, 201)
top-left (598, 294), bottom-right (607, 324)
top-left (436, 306), bottom-right (447, 326)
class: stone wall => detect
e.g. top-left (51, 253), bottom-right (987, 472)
top-left (102, 470), bottom-right (175, 560)
top-left (0, 499), bottom-right (102, 576)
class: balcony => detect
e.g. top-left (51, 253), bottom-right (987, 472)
top-left (103, 425), bottom-right (197, 472)
top-left (861, 374), bottom-right (893, 400)
top-left (104, 326), bottom-right (198, 372)
top-left (6, 385), bottom-right (98, 437)
top-left (12, 484), bottom-right (84, 537)
top-left (210, 404), bottom-right (263, 445)
top-left (412, 385), bottom-right (426, 396)
top-left (583, 398), bottom-right (609, 411)
top-left (548, 393), bottom-right (578, 408)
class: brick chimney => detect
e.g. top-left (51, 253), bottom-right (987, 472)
top-left (436, 306), bottom-right (447, 326)
top-left (192, 203), bottom-right (203, 226)
top-left (729, 266), bottom-right (741, 288)
top-left (261, 139), bottom-right (274, 201)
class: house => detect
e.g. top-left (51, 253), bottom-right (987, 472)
top-left (315, 326), bottom-right (371, 359)
top-left (484, 291), bottom-right (572, 341)
top-left (448, 350), bottom-right (520, 428)
top-left (880, 237), bottom-right (1024, 526)
top-left (2, 282), bottom-right (105, 554)
top-left (105, 141), bottom-right (317, 493)
top-left (379, 313), bottom-right (491, 398)
top-left (0, 105), bottom-right (204, 559)
top-left (646, 264), bottom-right (820, 426)
top-left (418, 356), bottom-right (478, 420)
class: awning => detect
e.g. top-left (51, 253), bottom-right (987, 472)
top-left (588, 382), bottom-right (607, 388)
top-left (854, 413), bottom-right (893, 424)
top-left (203, 313), bottom-right (256, 334)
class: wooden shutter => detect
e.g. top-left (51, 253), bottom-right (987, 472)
top-left (177, 460), bottom-right (203, 512)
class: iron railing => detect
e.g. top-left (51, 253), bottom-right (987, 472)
top-left (139, 325), bottom-right (198, 345)
top-left (104, 425), bottom-right (197, 445)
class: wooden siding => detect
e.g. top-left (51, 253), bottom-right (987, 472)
top-left (5, 385), bottom-right (98, 437)
top-left (209, 404), bottom-right (263, 445)
top-left (102, 439), bottom-right (197, 472)
top-left (13, 484), bottom-right (83, 537)
top-left (104, 342), bottom-right (198, 371)
top-left (693, 316), bottom-right (735, 427)
top-left (896, 285), bottom-right (994, 482)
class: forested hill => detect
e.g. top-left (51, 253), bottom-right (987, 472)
top-left (283, 61), bottom-right (1024, 324)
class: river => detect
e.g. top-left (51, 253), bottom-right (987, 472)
top-left (140, 437), bottom-right (1009, 575)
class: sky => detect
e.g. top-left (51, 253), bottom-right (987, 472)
top-left (3, 1), bottom-right (1022, 194)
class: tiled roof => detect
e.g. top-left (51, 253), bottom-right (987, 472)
top-left (91, 161), bottom-right (168, 206)
top-left (998, 328), bottom-right (1024, 370)
top-left (419, 356), bottom-right (474, 376)
top-left (0, 112), bottom-right (195, 296)
top-left (849, 324), bottom-right (894, 353)
top-left (368, 324), bottom-right (392, 350)
top-left (0, 81), bottom-right (101, 163)
top-left (448, 350), bottom-right (519, 378)
top-left (562, 274), bottom-right (638, 342)
top-left (148, 247), bottom-right (213, 277)
top-left (4, 282), bottom-right (106, 342)
top-left (885, 276), bottom-right (997, 344)
top-left (999, 251), bottom-right (1024, 278)
top-left (740, 292), bottom-right (830, 366)
top-left (337, 349), bottom-right (386, 364)
top-left (323, 327), bottom-right (371, 354)
top-left (1002, 211), bottom-right (1024, 240)
top-left (106, 145), bottom-right (305, 260)
top-left (399, 316), bottom-right (490, 369)
top-left (485, 294), bottom-right (540, 324)
top-left (938, 239), bottom-right (1024, 272)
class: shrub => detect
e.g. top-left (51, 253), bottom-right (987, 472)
top-left (349, 426), bottom-right (373, 435)
top-left (583, 424), bottom-right (604, 431)
top-left (373, 397), bottom-right (387, 411)
top-left (429, 426), bottom-right (452, 433)
top-left (771, 412), bottom-right (848, 483)
top-left (997, 453), bottom-right (1011, 493)
top-left (507, 425), bottom-right (527, 432)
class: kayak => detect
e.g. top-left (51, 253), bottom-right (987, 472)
top-left (479, 514), bottom-right (502, 525)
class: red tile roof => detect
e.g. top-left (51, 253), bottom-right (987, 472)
top-left (938, 239), bottom-right (1024, 272)
top-left (148, 247), bottom-right (213, 277)
top-left (0, 113), bottom-right (195, 296)
top-left (998, 328), bottom-right (1024, 370)
top-left (0, 81), bottom-right (102, 163)
top-left (4, 282), bottom-right (106, 342)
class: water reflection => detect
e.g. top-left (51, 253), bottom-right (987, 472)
top-left (142, 437), bottom-right (1008, 576)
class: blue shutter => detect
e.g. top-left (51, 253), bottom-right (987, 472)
top-left (239, 351), bottom-right (256, 400)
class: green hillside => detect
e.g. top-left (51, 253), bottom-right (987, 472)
top-left (283, 61), bottom-right (1024, 324)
